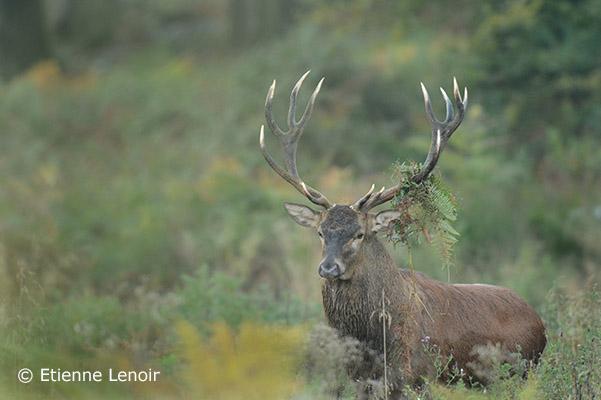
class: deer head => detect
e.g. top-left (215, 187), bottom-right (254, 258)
top-left (259, 71), bottom-right (467, 280)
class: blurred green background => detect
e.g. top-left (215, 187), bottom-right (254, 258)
top-left (0, 0), bottom-right (600, 399)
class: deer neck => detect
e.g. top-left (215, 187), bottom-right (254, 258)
top-left (321, 235), bottom-right (409, 342)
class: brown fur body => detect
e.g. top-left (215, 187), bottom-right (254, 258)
top-left (321, 234), bottom-right (547, 388)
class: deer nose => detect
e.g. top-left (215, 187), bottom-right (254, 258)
top-left (318, 261), bottom-right (342, 279)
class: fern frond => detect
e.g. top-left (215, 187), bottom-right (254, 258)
top-left (389, 162), bottom-right (460, 269)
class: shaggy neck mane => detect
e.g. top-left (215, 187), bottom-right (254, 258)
top-left (322, 234), bottom-right (411, 345)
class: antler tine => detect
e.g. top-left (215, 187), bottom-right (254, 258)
top-left (420, 82), bottom-right (439, 124)
top-left (440, 87), bottom-right (454, 124)
top-left (355, 185), bottom-right (393, 211)
top-left (298, 77), bottom-right (324, 129)
top-left (259, 125), bottom-right (296, 187)
top-left (445, 76), bottom-right (468, 139)
top-left (355, 78), bottom-right (468, 211)
top-left (351, 183), bottom-right (375, 210)
top-left (259, 72), bottom-right (332, 209)
top-left (265, 80), bottom-right (285, 137)
top-left (412, 78), bottom-right (467, 184)
top-left (288, 70), bottom-right (311, 129)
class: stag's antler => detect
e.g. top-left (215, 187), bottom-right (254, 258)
top-left (352, 78), bottom-right (468, 211)
top-left (259, 71), bottom-right (332, 209)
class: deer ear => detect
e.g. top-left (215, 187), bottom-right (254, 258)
top-left (371, 209), bottom-right (401, 233)
top-left (284, 203), bottom-right (321, 228)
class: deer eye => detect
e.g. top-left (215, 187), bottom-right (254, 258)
top-left (355, 233), bottom-right (364, 240)
top-left (318, 231), bottom-right (323, 238)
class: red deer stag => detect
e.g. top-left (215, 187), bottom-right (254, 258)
top-left (258, 71), bottom-right (546, 395)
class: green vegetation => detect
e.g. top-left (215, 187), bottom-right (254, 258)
top-left (0, 0), bottom-right (600, 398)
top-left (390, 162), bottom-right (460, 270)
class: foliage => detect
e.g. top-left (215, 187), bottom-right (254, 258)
top-left (474, 0), bottom-right (601, 144)
top-left (177, 320), bottom-right (304, 400)
top-left (178, 266), bottom-right (321, 335)
top-left (302, 324), bottom-right (365, 398)
top-left (389, 162), bottom-right (460, 270)
top-left (0, 265), bottom-right (319, 398)
top-left (537, 287), bottom-right (601, 399)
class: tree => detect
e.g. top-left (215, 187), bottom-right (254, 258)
top-left (473, 0), bottom-right (601, 146)
top-left (0, 0), bottom-right (52, 79)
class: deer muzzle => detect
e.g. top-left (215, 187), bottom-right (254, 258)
top-left (318, 258), bottom-right (345, 279)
